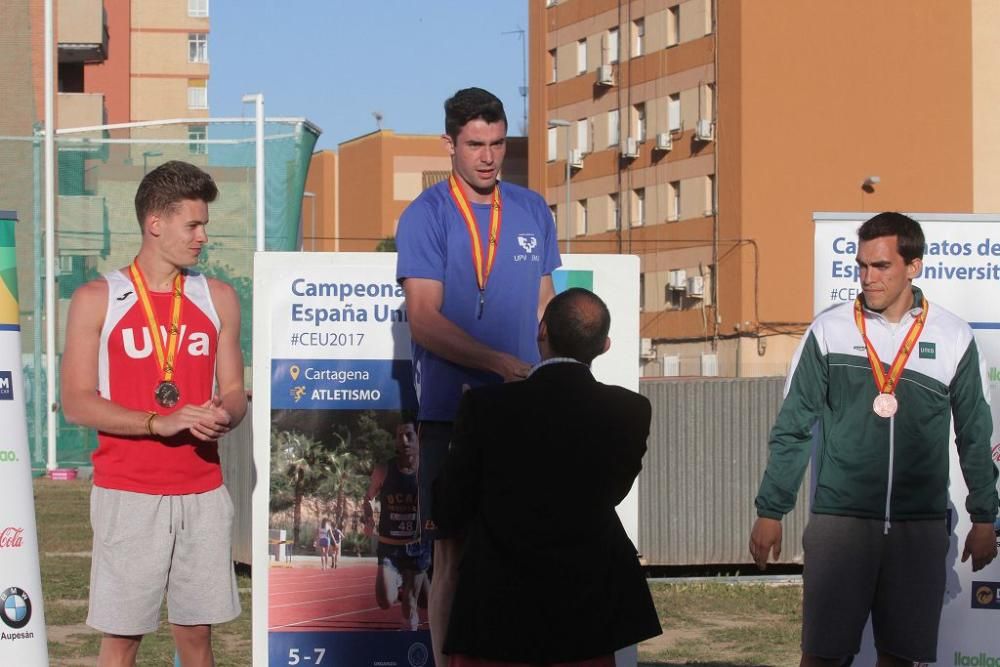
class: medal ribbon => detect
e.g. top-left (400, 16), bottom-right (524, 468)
top-left (853, 295), bottom-right (928, 395)
top-left (128, 262), bottom-right (185, 383)
top-left (448, 173), bottom-right (502, 317)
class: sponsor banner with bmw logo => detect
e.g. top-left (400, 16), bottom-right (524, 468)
top-left (815, 213), bottom-right (1000, 663)
top-left (252, 253), bottom-right (639, 666)
top-left (0, 211), bottom-right (48, 663)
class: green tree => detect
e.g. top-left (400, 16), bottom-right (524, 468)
top-left (270, 429), bottom-right (332, 546)
top-left (375, 237), bottom-right (396, 252)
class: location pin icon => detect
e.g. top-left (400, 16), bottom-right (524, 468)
top-left (289, 365), bottom-right (300, 381)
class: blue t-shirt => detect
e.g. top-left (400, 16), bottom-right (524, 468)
top-left (396, 179), bottom-right (561, 421)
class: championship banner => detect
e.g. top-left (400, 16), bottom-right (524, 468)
top-left (814, 212), bottom-right (1000, 664)
top-left (252, 252), bottom-right (640, 667)
top-left (0, 211), bottom-right (49, 665)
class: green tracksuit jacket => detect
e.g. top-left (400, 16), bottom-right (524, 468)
top-left (755, 286), bottom-right (998, 524)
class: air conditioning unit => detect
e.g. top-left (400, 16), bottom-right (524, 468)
top-left (695, 119), bottom-right (715, 142)
top-left (668, 269), bottom-right (687, 290)
top-left (661, 355), bottom-right (680, 377)
top-left (620, 137), bottom-right (639, 159)
top-left (568, 149), bottom-right (584, 169)
top-left (640, 337), bottom-right (656, 360)
top-left (687, 275), bottom-right (705, 297)
top-left (654, 132), bottom-right (672, 152)
top-left (597, 64), bottom-right (615, 86)
top-left (545, 0), bottom-right (558, 6)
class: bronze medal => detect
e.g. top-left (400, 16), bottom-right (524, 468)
top-left (154, 381), bottom-right (180, 408)
top-left (872, 392), bottom-right (898, 419)
top-left (129, 262), bottom-right (185, 415)
top-left (853, 296), bottom-right (928, 422)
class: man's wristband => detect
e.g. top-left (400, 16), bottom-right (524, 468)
top-left (145, 411), bottom-right (158, 436)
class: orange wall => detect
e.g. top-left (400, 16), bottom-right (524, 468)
top-left (723, 0), bottom-right (974, 330)
top-left (338, 133), bottom-right (388, 251)
top-left (84, 0), bottom-right (130, 123)
top-left (303, 150), bottom-right (337, 251)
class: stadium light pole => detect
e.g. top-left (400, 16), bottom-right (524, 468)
top-left (242, 93), bottom-right (266, 252)
top-left (44, 0), bottom-right (58, 470)
top-left (548, 119), bottom-right (572, 253)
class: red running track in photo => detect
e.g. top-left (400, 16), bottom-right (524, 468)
top-left (268, 563), bottom-right (429, 632)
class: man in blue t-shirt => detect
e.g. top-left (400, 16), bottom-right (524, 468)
top-left (395, 87), bottom-right (560, 666)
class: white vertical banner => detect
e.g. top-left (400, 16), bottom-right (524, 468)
top-left (814, 212), bottom-right (1000, 665)
top-left (0, 213), bottom-right (49, 664)
top-left (251, 252), bottom-right (640, 666)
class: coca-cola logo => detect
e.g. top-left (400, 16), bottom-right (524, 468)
top-left (992, 443), bottom-right (1000, 463)
top-left (0, 527), bottom-right (24, 549)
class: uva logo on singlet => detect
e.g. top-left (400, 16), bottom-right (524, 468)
top-left (121, 325), bottom-right (211, 359)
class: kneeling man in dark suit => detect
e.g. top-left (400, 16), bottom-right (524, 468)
top-left (433, 287), bottom-right (662, 667)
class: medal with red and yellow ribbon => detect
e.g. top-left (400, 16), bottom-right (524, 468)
top-left (128, 261), bottom-right (185, 408)
top-left (447, 173), bottom-right (502, 319)
top-left (853, 295), bottom-right (928, 418)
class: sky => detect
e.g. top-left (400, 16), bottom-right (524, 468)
top-left (211, 1), bottom-right (531, 150)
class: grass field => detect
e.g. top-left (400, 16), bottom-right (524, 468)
top-left (33, 478), bottom-right (802, 666)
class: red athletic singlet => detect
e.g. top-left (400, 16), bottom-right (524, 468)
top-left (92, 269), bottom-right (223, 494)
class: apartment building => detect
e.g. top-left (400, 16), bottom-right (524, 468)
top-left (52, 0), bottom-right (212, 140)
top-left (302, 131), bottom-right (528, 252)
top-left (530, 0), bottom-right (1000, 377)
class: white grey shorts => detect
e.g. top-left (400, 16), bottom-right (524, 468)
top-left (86, 485), bottom-right (241, 635)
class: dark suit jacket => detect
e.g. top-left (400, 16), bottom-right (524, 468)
top-left (432, 361), bottom-right (661, 664)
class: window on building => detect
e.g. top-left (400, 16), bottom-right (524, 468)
top-left (188, 0), bottom-right (209, 18)
top-left (187, 79), bottom-right (208, 109)
top-left (606, 27), bottom-right (619, 64)
top-left (547, 126), bottom-right (558, 162)
top-left (666, 269), bottom-right (686, 309)
top-left (188, 33), bottom-right (208, 63)
top-left (609, 192), bottom-right (620, 231)
top-left (668, 94), bottom-right (681, 132)
top-left (633, 188), bottom-right (645, 227)
top-left (577, 39), bottom-right (587, 75)
top-left (634, 102), bottom-right (646, 141)
top-left (632, 18), bottom-right (645, 57)
top-left (576, 118), bottom-right (589, 153)
top-left (188, 125), bottom-right (207, 155)
top-left (667, 5), bottom-right (680, 46)
top-left (549, 49), bottom-right (558, 83)
top-left (706, 175), bottom-right (716, 215)
top-left (669, 180), bottom-right (680, 221)
top-left (703, 82), bottom-right (716, 121)
top-left (607, 108), bottom-right (620, 147)
top-left (549, 204), bottom-right (558, 227)
top-left (639, 273), bottom-right (645, 311)
top-left (577, 199), bottom-right (588, 236)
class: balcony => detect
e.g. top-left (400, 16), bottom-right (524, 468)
top-left (57, 93), bottom-right (105, 130)
top-left (58, 0), bottom-right (107, 63)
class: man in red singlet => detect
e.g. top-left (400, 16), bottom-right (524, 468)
top-left (61, 160), bottom-right (247, 667)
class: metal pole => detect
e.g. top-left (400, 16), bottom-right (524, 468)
top-left (548, 119), bottom-right (573, 254)
top-left (243, 94), bottom-right (265, 252)
top-left (564, 126), bottom-right (571, 254)
top-left (32, 128), bottom-right (43, 468)
top-left (44, 0), bottom-right (57, 471)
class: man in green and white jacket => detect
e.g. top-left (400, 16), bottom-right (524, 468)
top-left (750, 212), bottom-right (998, 667)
